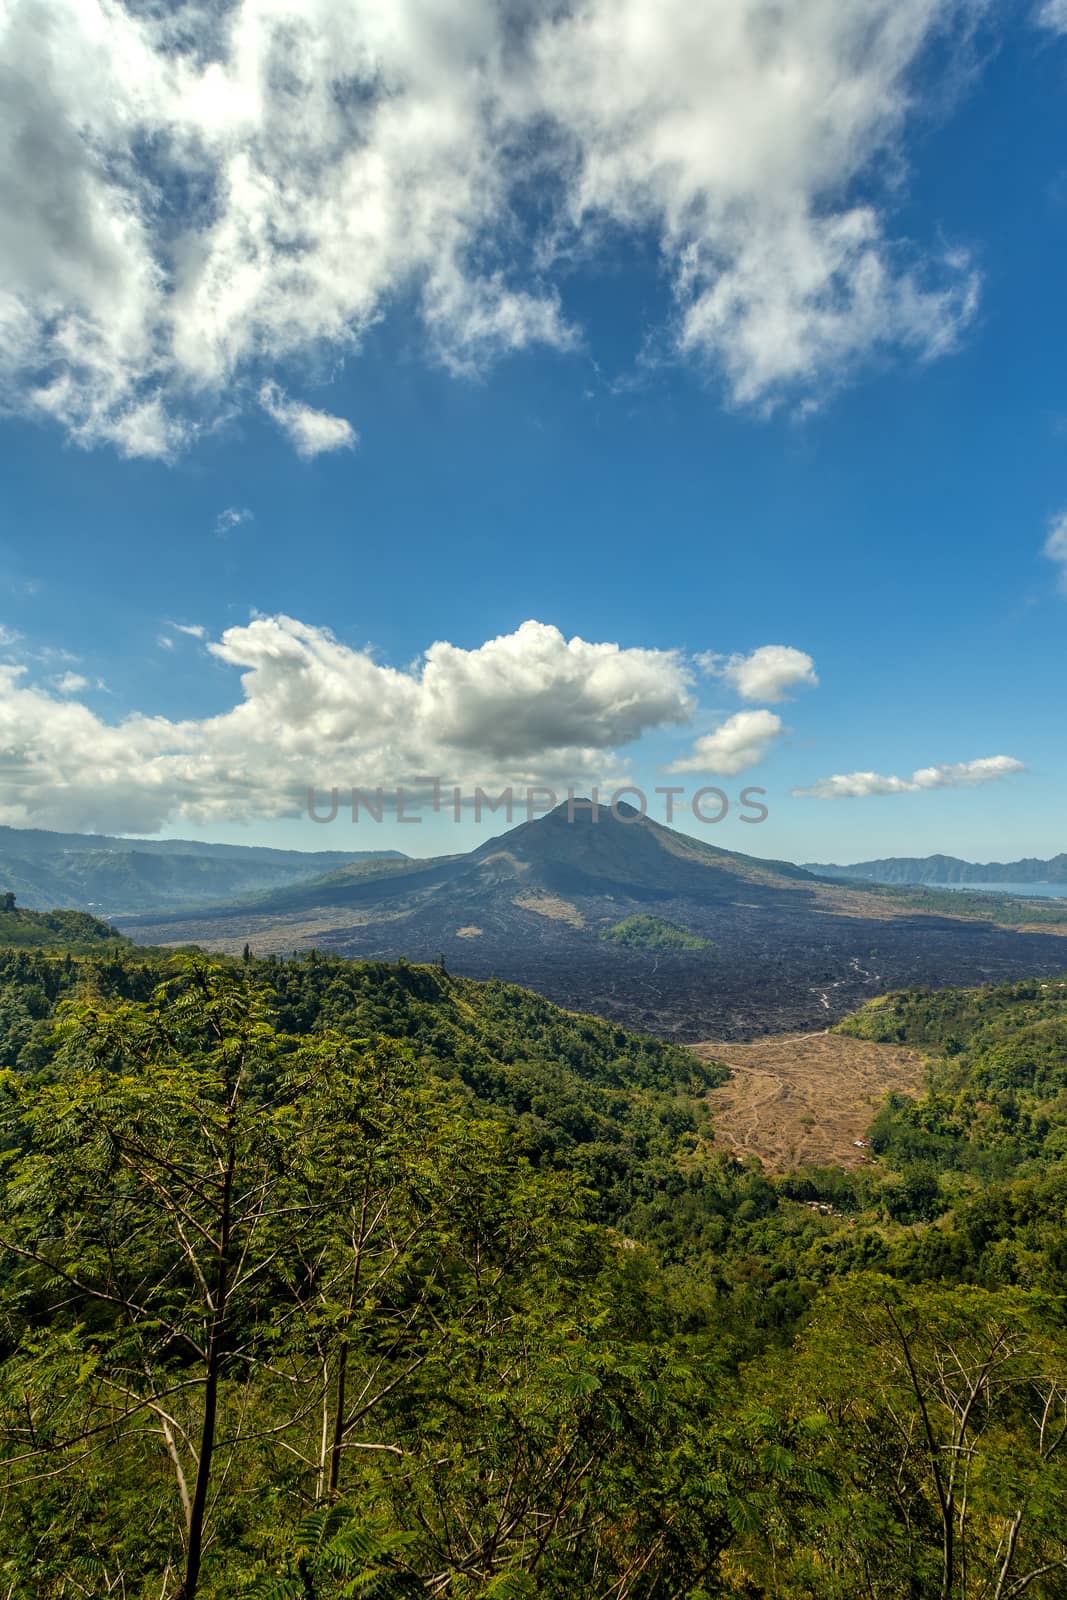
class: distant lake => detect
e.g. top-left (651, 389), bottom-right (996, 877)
top-left (927, 881), bottom-right (1067, 900)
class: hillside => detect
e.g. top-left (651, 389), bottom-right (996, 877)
top-left (0, 942), bottom-right (723, 1214)
top-left (837, 975), bottom-right (1067, 1201)
top-left (0, 821), bottom-right (403, 915)
top-left (0, 821), bottom-right (402, 867)
top-left (0, 902), bottom-right (126, 950)
top-left (121, 801), bottom-right (1067, 1039)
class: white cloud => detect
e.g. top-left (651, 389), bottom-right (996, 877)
top-left (534, 0), bottom-right (979, 406)
top-left (0, 617), bottom-right (697, 833)
top-left (1038, 0), bottom-right (1067, 32)
top-left (1044, 511), bottom-right (1067, 592)
top-left (51, 671), bottom-right (88, 694)
top-left (668, 709), bottom-right (784, 776)
top-left (215, 506), bottom-right (254, 535)
top-left (794, 755), bottom-right (1025, 799)
top-left (795, 771), bottom-right (915, 799)
top-left (156, 634), bottom-right (174, 651)
top-left (0, 0), bottom-right (981, 455)
top-left (704, 645), bottom-right (819, 703)
top-left (911, 756), bottom-right (1027, 788)
top-left (258, 383), bottom-right (357, 459)
top-left (172, 623), bottom-right (206, 640)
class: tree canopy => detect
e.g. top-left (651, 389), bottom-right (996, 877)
top-left (0, 948), bottom-right (1066, 1596)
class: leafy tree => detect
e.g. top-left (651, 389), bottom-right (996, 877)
top-left (0, 956), bottom-right (743, 1599)
top-left (744, 1276), bottom-right (1067, 1599)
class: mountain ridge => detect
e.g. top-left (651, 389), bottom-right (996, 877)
top-left (806, 851), bottom-right (1067, 886)
top-left (0, 822), bottom-right (405, 916)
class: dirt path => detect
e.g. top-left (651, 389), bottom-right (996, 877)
top-left (693, 1031), bottom-right (925, 1172)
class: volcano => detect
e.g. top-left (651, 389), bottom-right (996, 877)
top-left (121, 802), bottom-right (1067, 1040)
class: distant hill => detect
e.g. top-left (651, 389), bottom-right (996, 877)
top-left (0, 822), bottom-right (405, 916)
top-left (805, 852), bottom-right (1067, 886)
top-left (121, 801), bottom-right (1067, 1040)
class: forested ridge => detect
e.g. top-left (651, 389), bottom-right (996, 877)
top-left (0, 903), bottom-right (126, 951)
top-left (0, 944), bottom-right (1066, 1596)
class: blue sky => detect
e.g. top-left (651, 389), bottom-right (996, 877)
top-left (1, 0), bottom-right (1066, 864)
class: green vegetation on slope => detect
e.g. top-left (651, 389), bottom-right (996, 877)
top-left (838, 976), bottom-right (1067, 1194)
top-left (0, 901), bottom-right (126, 950)
top-left (600, 913), bottom-right (711, 950)
top-left (0, 945), bottom-right (729, 1239)
top-left (2, 936), bottom-right (1067, 1596)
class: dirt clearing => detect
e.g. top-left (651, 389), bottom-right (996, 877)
top-left (693, 1031), bottom-right (925, 1172)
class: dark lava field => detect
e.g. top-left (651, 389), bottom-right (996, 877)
top-left (305, 895), bottom-right (1067, 1041)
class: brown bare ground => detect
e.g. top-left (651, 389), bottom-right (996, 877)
top-left (511, 892), bottom-right (586, 927)
top-left (693, 1031), bottom-right (926, 1172)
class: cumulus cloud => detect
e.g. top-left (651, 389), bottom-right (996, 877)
top-left (258, 384), bottom-right (357, 459)
top-left (0, 0), bottom-right (981, 455)
top-left (703, 645), bottom-right (819, 703)
top-left (793, 755), bottom-right (1025, 799)
top-left (1038, 0), bottom-right (1067, 31)
top-left (1044, 511), bottom-right (1067, 592)
top-left (668, 709), bottom-right (785, 776)
top-left (0, 617), bottom-right (698, 833)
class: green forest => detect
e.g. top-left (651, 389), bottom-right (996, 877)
top-left (600, 915), bottom-right (711, 951)
top-left (1, 935), bottom-right (1066, 1597)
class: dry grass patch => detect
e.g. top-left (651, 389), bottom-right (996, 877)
top-left (512, 892), bottom-right (585, 928)
top-left (694, 1030), bottom-right (925, 1173)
